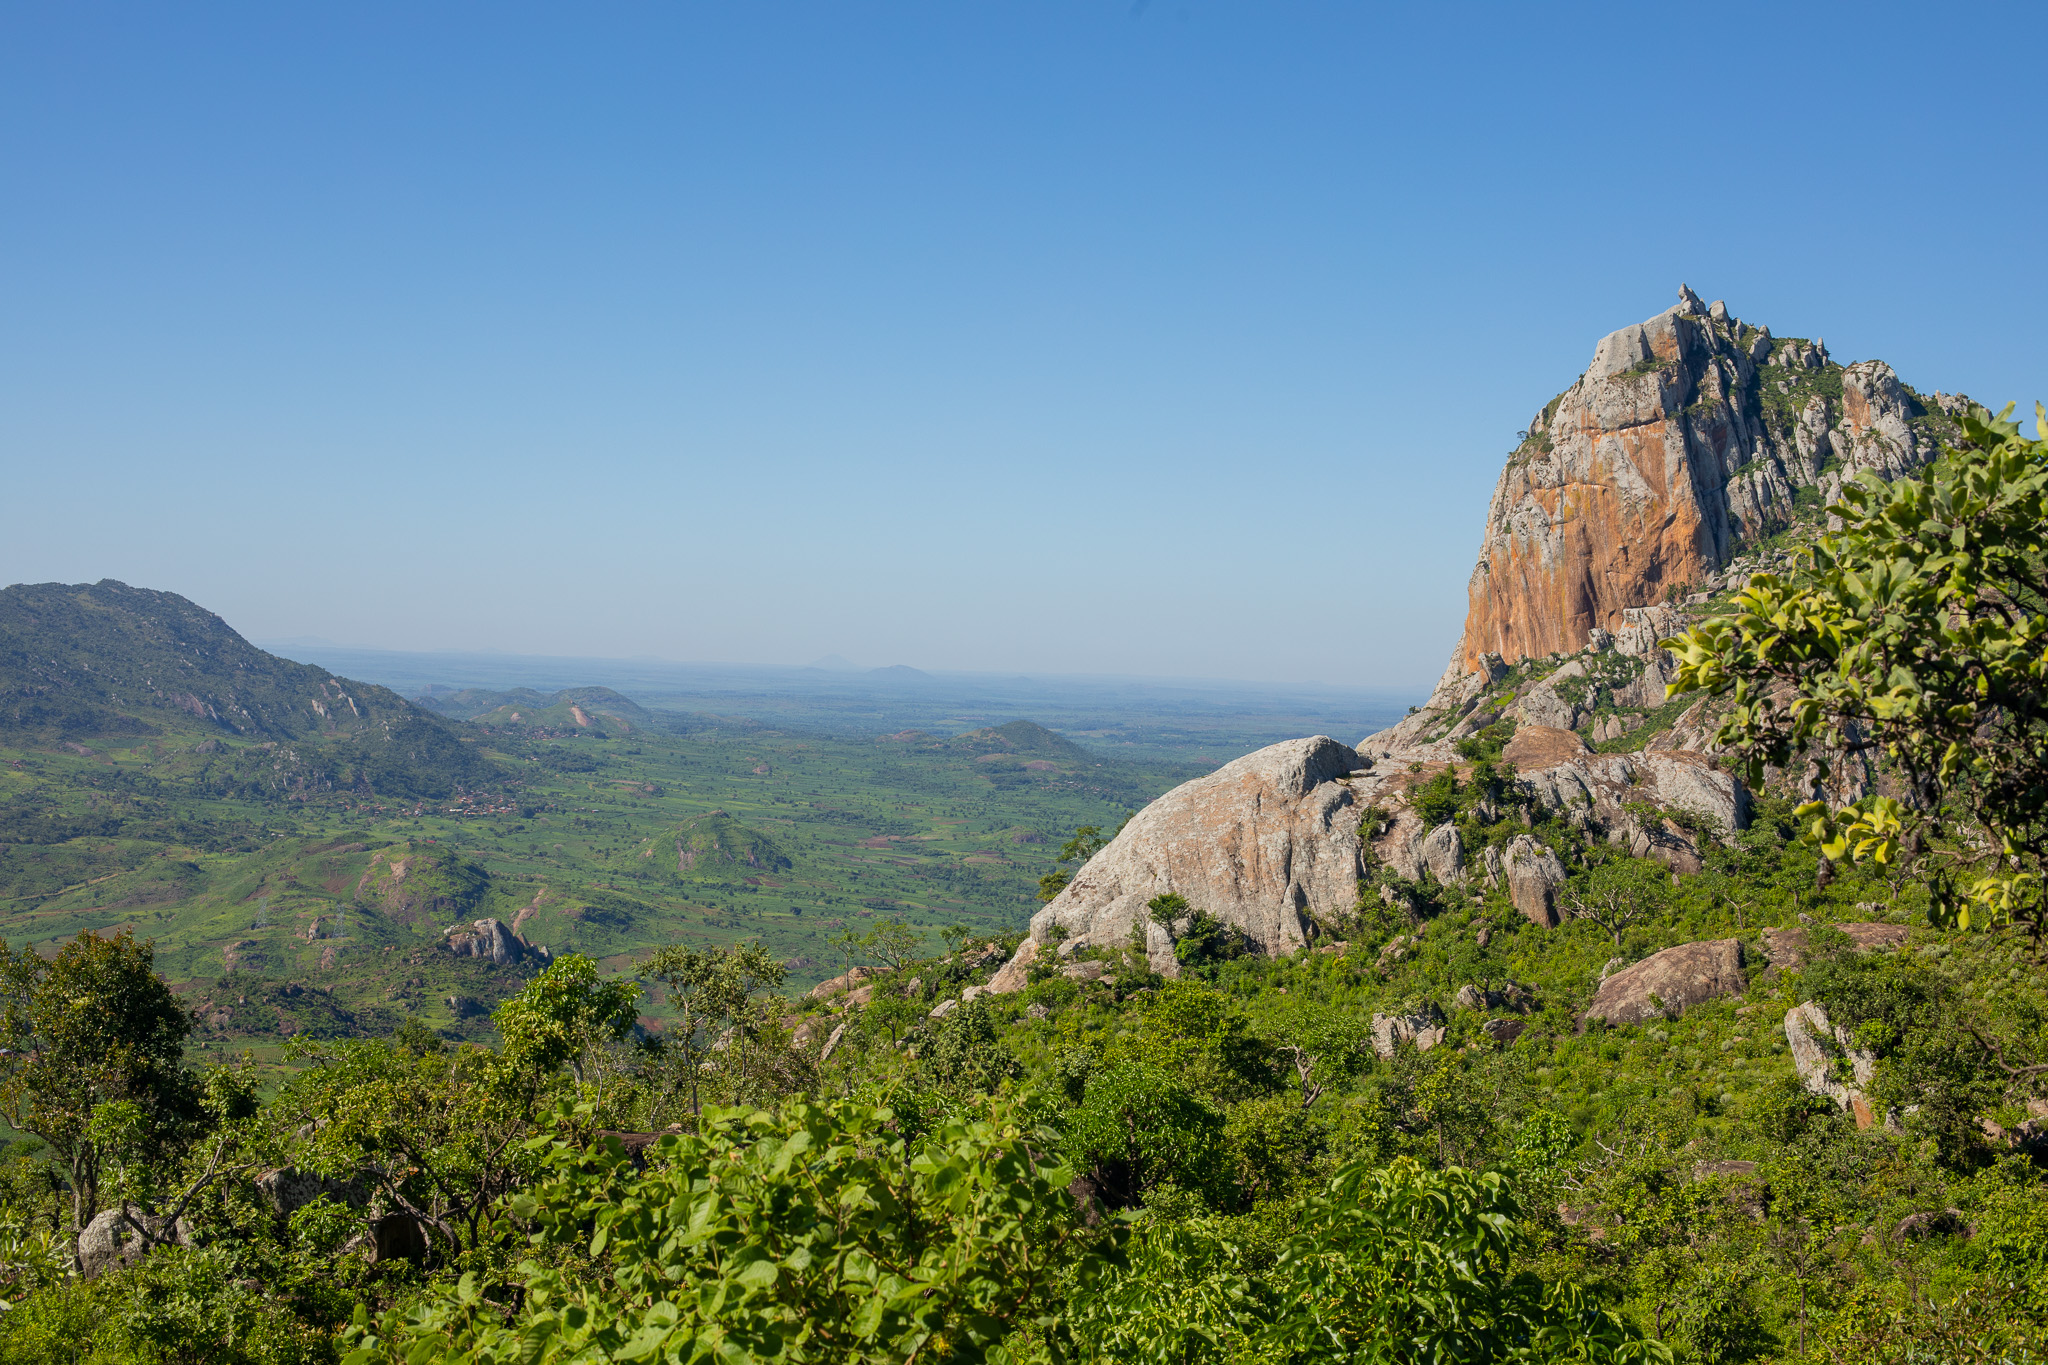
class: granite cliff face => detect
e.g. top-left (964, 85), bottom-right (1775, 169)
top-left (1456, 285), bottom-right (1964, 673)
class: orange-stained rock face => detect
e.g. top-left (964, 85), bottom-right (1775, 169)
top-left (1459, 290), bottom-right (1742, 671)
top-left (1452, 287), bottom-right (1951, 674)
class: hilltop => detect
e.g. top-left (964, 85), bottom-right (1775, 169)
top-left (0, 579), bottom-right (500, 800)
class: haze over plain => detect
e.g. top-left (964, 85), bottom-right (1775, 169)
top-left (3, 1), bottom-right (2044, 685)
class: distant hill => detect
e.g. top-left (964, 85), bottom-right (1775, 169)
top-left (868, 665), bottom-right (932, 681)
top-left (673, 810), bottom-right (792, 877)
top-left (948, 720), bottom-right (1095, 762)
top-left (0, 579), bottom-right (498, 797)
top-left (415, 685), bottom-right (653, 734)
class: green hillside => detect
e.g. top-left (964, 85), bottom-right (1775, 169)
top-left (671, 809), bottom-right (792, 878)
top-left (0, 588), bottom-right (1198, 1075)
top-left (0, 580), bottom-right (501, 799)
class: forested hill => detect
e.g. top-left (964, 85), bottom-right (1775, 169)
top-left (0, 579), bottom-right (498, 796)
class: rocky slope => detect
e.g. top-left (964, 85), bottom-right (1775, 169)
top-left (989, 288), bottom-right (1965, 986)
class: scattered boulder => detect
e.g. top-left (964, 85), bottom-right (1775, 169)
top-left (929, 998), bottom-right (959, 1020)
top-left (1502, 835), bottom-right (1566, 928)
top-left (1581, 939), bottom-right (1745, 1027)
top-left (1784, 999), bottom-right (1880, 1128)
top-left (1454, 982), bottom-right (1534, 1014)
top-left (1481, 1018), bottom-right (1526, 1045)
top-left (807, 967), bottom-right (875, 1001)
top-left (1371, 1012), bottom-right (1445, 1058)
top-left (819, 1019), bottom-right (850, 1061)
top-left (1894, 1209), bottom-right (1971, 1243)
top-left (985, 940), bottom-right (1037, 994)
top-left (1760, 922), bottom-right (1910, 970)
top-left (1419, 823), bottom-right (1463, 884)
top-left (1062, 959), bottom-right (1109, 984)
top-left (77, 1206), bottom-right (193, 1278)
top-left (254, 1167), bottom-right (369, 1222)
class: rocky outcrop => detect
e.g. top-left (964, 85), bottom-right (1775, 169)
top-left (1502, 835), bottom-right (1566, 928)
top-left (806, 967), bottom-right (875, 1001)
top-left (990, 737), bottom-right (1373, 986)
top-left (1581, 939), bottom-right (1745, 1027)
top-left (1785, 999), bottom-right (1880, 1128)
top-left (1454, 287), bottom-right (1956, 674)
top-left (78, 1206), bottom-right (193, 1278)
top-left (441, 918), bottom-right (548, 967)
top-left (1371, 1012), bottom-right (1445, 1058)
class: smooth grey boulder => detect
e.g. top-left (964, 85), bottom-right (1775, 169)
top-left (1581, 939), bottom-right (1745, 1027)
top-left (991, 737), bottom-right (1372, 986)
top-left (1419, 823), bottom-right (1463, 884)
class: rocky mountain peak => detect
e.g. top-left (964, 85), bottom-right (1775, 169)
top-left (1456, 286), bottom-right (1959, 675)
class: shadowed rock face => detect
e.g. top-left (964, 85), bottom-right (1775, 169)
top-left (1581, 938), bottom-right (1745, 1027)
top-left (993, 737), bottom-right (1371, 983)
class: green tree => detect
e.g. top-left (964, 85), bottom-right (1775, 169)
top-left (343, 1098), bottom-right (1112, 1365)
top-left (1070, 1158), bottom-right (1668, 1363)
top-left (856, 917), bottom-right (925, 973)
top-left (1665, 404), bottom-right (2048, 939)
top-left (1039, 824), bottom-right (1114, 902)
top-left (643, 941), bottom-right (786, 1120)
top-left (1260, 999), bottom-right (1370, 1109)
top-left (492, 954), bottom-right (640, 1087)
top-left (0, 931), bottom-right (202, 1242)
top-left (281, 1034), bottom-right (557, 1263)
top-left (1062, 1061), bottom-right (1226, 1210)
top-left (919, 1000), bottom-right (1020, 1097)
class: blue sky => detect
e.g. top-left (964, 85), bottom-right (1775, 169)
top-left (4, 2), bottom-right (2044, 687)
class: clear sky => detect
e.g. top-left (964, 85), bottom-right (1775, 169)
top-left (4, 2), bottom-right (2044, 688)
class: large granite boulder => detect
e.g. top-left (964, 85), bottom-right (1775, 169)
top-left (989, 737), bottom-right (1371, 986)
top-left (1581, 939), bottom-right (1745, 1027)
top-left (77, 1206), bottom-right (192, 1279)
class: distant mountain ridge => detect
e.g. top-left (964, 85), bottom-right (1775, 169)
top-left (0, 579), bottom-right (498, 797)
top-left (413, 685), bottom-right (653, 734)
